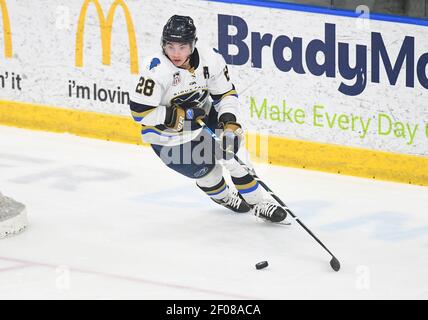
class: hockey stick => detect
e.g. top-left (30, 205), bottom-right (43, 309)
top-left (198, 119), bottom-right (341, 272)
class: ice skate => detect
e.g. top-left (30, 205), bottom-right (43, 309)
top-left (251, 201), bottom-right (287, 223)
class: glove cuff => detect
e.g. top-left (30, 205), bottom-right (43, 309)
top-left (218, 112), bottom-right (237, 128)
top-left (224, 122), bottom-right (242, 133)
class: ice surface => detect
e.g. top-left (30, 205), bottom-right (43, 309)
top-left (0, 125), bottom-right (427, 299)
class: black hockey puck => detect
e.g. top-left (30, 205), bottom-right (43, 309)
top-left (255, 261), bottom-right (268, 270)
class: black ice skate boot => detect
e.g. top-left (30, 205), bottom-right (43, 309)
top-left (212, 189), bottom-right (251, 213)
top-left (252, 201), bottom-right (287, 223)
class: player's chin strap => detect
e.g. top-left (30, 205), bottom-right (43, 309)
top-left (197, 119), bottom-right (341, 272)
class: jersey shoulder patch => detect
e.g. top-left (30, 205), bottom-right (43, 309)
top-left (142, 51), bottom-right (166, 72)
top-left (149, 57), bottom-right (161, 70)
top-left (141, 53), bottom-right (170, 84)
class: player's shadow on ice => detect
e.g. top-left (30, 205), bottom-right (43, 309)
top-left (129, 185), bottom-right (212, 209)
top-left (130, 188), bottom-right (334, 226)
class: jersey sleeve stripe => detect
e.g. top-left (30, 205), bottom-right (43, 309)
top-left (210, 87), bottom-right (238, 105)
top-left (130, 100), bottom-right (157, 122)
top-left (130, 100), bottom-right (157, 113)
top-left (141, 125), bottom-right (180, 137)
top-left (131, 109), bottom-right (155, 118)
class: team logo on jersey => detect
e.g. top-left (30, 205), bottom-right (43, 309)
top-left (194, 167), bottom-right (209, 178)
top-left (172, 72), bottom-right (180, 86)
top-left (171, 89), bottom-right (209, 109)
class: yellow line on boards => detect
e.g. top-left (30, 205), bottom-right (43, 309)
top-left (1, 100), bottom-right (427, 186)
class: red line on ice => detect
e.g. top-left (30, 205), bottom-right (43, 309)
top-left (0, 256), bottom-right (258, 299)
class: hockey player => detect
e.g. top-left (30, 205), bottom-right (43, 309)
top-left (129, 15), bottom-right (286, 223)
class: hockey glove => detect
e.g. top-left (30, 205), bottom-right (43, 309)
top-left (165, 105), bottom-right (206, 132)
top-left (218, 113), bottom-right (244, 157)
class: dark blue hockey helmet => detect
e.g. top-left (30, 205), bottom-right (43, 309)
top-left (161, 15), bottom-right (197, 51)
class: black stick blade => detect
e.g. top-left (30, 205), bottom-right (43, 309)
top-left (330, 257), bottom-right (341, 272)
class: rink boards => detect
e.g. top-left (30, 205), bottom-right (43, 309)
top-left (0, 0), bottom-right (427, 185)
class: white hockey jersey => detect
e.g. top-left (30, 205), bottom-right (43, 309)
top-left (129, 47), bottom-right (239, 146)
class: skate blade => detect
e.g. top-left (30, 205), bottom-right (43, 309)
top-left (255, 216), bottom-right (291, 226)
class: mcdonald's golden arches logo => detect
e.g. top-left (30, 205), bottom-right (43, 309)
top-left (75, 0), bottom-right (139, 74)
top-left (0, 0), bottom-right (12, 58)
